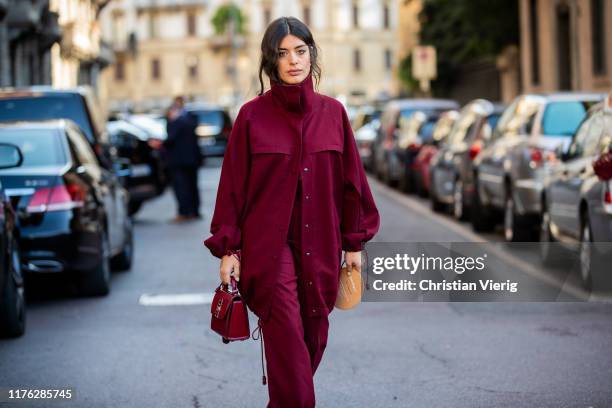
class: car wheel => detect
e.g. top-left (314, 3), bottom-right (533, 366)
top-left (0, 237), bottom-right (26, 338)
top-left (128, 200), bottom-right (143, 216)
top-left (471, 184), bottom-right (495, 232)
top-left (399, 167), bottom-right (413, 193)
top-left (415, 172), bottom-right (427, 198)
top-left (504, 192), bottom-right (528, 242)
top-left (579, 214), bottom-right (593, 291)
top-left (539, 203), bottom-right (564, 266)
top-left (111, 217), bottom-right (134, 272)
top-left (78, 230), bottom-right (111, 297)
top-left (382, 160), bottom-right (397, 188)
top-left (452, 179), bottom-right (468, 221)
top-left (430, 186), bottom-right (446, 213)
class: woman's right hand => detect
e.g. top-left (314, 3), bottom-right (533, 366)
top-left (220, 254), bottom-right (240, 285)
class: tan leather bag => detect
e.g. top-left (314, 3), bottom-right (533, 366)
top-left (335, 262), bottom-right (364, 310)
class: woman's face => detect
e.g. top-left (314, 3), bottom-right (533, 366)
top-left (276, 34), bottom-right (311, 85)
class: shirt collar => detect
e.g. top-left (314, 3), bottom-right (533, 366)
top-left (269, 72), bottom-right (316, 114)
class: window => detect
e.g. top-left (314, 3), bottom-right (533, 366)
top-left (352, 3), bottom-right (359, 28)
top-left (383, 4), bottom-right (390, 29)
top-left (114, 61), bottom-right (125, 81)
top-left (187, 56), bottom-right (198, 80)
top-left (353, 48), bottom-right (361, 72)
top-left (149, 12), bottom-right (157, 39)
top-left (384, 49), bottom-right (392, 71)
top-left (151, 58), bottom-right (161, 80)
top-left (187, 11), bottom-right (197, 36)
top-left (0, 95), bottom-right (94, 142)
top-left (590, 0), bottom-right (606, 75)
top-left (541, 101), bottom-right (595, 137)
top-left (0, 128), bottom-right (66, 168)
top-left (303, 5), bottom-right (311, 27)
top-left (529, 0), bottom-right (540, 85)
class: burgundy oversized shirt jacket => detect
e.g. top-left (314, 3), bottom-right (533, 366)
top-left (204, 73), bottom-right (380, 322)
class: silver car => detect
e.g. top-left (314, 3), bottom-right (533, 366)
top-left (429, 99), bottom-right (504, 220)
top-left (540, 96), bottom-right (612, 290)
top-left (372, 99), bottom-right (459, 186)
top-left (473, 93), bottom-right (604, 241)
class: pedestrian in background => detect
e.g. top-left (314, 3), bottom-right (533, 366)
top-left (204, 17), bottom-right (380, 407)
top-left (164, 96), bottom-right (202, 222)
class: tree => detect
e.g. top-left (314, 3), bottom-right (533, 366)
top-left (211, 3), bottom-right (245, 35)
top-left (417, 0), bottom-right (519, 95)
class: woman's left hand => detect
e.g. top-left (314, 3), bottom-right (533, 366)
top-left (344, 251), bottom-right (362, 273)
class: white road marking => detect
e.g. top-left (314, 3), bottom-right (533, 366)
top-left (139, 293), bottom-right (215, 306)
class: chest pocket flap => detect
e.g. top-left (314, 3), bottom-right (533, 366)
top-left (306, 142), bottom-right (344, 154)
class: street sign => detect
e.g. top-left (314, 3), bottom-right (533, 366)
top-left (412, 46), bottom-right (437, 80)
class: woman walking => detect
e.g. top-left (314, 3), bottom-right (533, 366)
top-left (204, 17), bottom-right (380, 407)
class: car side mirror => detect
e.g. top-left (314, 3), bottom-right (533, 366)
top-left (0, 143), bottom-right (23, 169)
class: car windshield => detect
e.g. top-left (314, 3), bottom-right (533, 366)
top-left (0, 128), bottom-right (66, 168)
top-left (192, 110), bottom-right (224, 127)
top-left (541, 101), bottom-right (596, 136)
top-left (0, 95), bottom-right (93, 142)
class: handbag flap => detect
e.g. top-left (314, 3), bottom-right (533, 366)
top-left (211, 288), bottom-right (236, 319)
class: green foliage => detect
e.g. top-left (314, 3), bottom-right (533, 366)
top-left (397, 54), bottom-right (419, 95)
top-left (211, 3), bottom-right (245, 35)
top-left (418, 0), bottom-right (519, 95)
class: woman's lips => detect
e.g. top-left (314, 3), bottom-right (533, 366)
top-left (288, 70), bottom-right (302, 76)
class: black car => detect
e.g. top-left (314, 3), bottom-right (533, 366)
top-left (107, 119), bottom-right (168, 215)
top-left (0, 86), bottom-right (112, 165)
top-left (184, 103), bottom-right (233, 158)
top-left (0, 121), bottom-right (133, 296)
top-left (0, 143), bottom-right (25, 337)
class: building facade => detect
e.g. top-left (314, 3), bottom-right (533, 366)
top-left (0, 0), bottom-right (110, 90)
top-left (100, 0), bottom-right (415, 112)
top-left (519, 0), bottom-right (612, 93)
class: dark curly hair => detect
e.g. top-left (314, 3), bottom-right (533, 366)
top-left (257, 17), bottom-right (321, 95)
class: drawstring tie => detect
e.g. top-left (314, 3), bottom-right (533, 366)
top-left (251, 317), bottom-right (267, 385)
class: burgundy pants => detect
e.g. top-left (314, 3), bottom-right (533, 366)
top-left (260, 242), bottom-right (330, 408)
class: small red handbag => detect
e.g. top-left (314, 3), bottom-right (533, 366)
top-left (210, 276), bottom-right (250, 343)
top-left (593, 151), bottom-right (612, 181)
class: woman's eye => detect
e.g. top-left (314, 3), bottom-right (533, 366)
top-left (278, 51), bottom-right (286, 57)
top-left (298, 49), bottom-right (306, 55)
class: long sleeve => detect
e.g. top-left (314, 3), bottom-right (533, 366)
top-left (340, 106), bottom-right (381, 252)
top-left (203, 107), bottom-right (251, 258)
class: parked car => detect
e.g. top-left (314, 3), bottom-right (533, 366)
top-left (184, 103), bottom-right (233, 158)
top-left (540, 95), bottom-right (612, 290)
top-left (372, 99), bottom-right (459, 187)
top-left (352, 105), bottom-right (382, 170)
top-left (473, 93), bottom-right (604, 241)
top-left (107, 119), bottom-right (168, 215)
top-left (121, 113), bottom-right (168, 141)
top-left (0, 86), bottom-right (114, 167)
top-left (395, 109), bottom-right (449, 192)
top-left (0, 120), bottom-right (134, 296)
top-left (429, 100), bottom-right (504, 219)
top-left (413, 110), bottom-right (459, 197)
top-left (0, 143), bottom-right (25, 337)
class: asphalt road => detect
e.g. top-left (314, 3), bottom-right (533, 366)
top-left (1, 158), bottom-right (611, 408)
